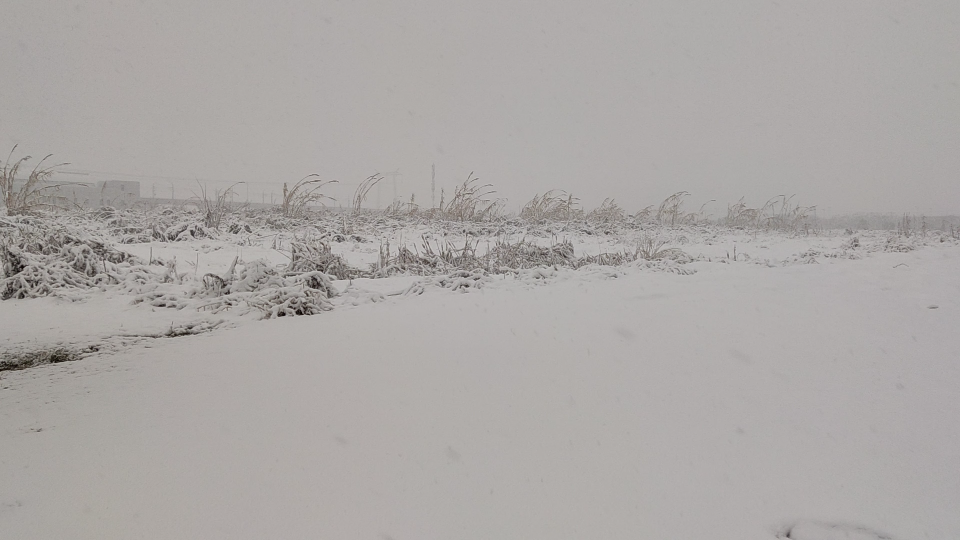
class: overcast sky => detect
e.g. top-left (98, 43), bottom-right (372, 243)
top-left (3, 1), bottom-right (958, 215)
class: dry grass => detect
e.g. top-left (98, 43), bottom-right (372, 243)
top-left (193, 257), bottom-right (339, 318)
top-left (656, 191), bottom-right (691, 226)
top-left (351, 173), bottom-right (384, 214)
top-left (488, 238), bottom-right (576, 270)
top-left (633, 205), bottom-right (655, 223)
top-left (576, 251), bottom-right (634, 267)
top-left (384, 194), bottom-right (419, 217)
top-left (375, 235), bottom-right (676, 275)
top-left (287, 236), bottom-right (360, 280)
top-left (372, 236), bottom-right (609, 276)
top-left (7, 184), bottom-right (841, 307)
top-left (0, 345), bottom-right (95, 372)
top-left (725, 195), bottom-right (814, 231)
top-left (520, 190), bottom-right (581, 221)
top-left (587, 198), bottom-right (625, 224)
top-left (282, 175), bottom-right (337, 217)
top-left (442, 173), bottom-right (502, 221)
top-left (634, 233), bottom-right (685, 261)
top-left (374, 236), bottom-right (485, 276)
top-left (1, 146), bottom-right (71, 215)
top-left (897, 214), bottom-right (912, 238)
top-left (725, 197), bottom-right (761, 228)
top-left (190, 181), bottom-right (243, 230)
top-left (758, 195), bottom-right (815, 231)
top-left (0, 224), bottom-right (145, 300)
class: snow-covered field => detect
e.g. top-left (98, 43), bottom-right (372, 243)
top-left (2, 211), bottom-right (958, 539)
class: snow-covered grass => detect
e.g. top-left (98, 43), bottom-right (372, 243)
top-left (1, 206), bottom-right (958, 538)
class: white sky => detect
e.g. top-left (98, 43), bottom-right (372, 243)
top-left (3, 1), bottom-right (958, 215)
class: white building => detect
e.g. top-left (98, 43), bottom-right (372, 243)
top-left (6, 179), bottom-right (141, 210)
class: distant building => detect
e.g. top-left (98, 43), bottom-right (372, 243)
top-left (6, 179), bottom-right (141, 210)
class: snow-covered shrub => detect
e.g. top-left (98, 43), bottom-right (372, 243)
top-left (576, 251), bottom-right (635, 267)
top-left (187, 258), bottom-right (338, 319)
top-left (287, 237), bottom-right (361, 280)
top-left (281, 175), bottom-right (337, 218)
top-left (372, 236), bottom-right (487, 277)
top-left (587, 198), bottom-right (625, 225)
top-left (397, 269), bottom-right (490, 296)
top-left (441, 173), bottom-right (504, 222)
top-left (0, 218), bottom-right (152, 299)
top-left (520, 191), bottom-right (582, 222)
top-left (487, 239), bottom-right (575, 270)
top-left (165, 221), bottom-right (216, 242)
top-left (635, 233), bottom-right (687, 261)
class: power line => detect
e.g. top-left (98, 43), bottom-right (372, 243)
top-left (55, 168), bottom-right (371, 188)
top-left (57, 168), bottom-right (203, 183)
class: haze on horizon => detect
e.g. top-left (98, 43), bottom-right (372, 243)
top-left (2, 1), bottom-right (958, 216)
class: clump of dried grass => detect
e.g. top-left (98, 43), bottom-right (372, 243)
top-left (0, 345), bottom-right (94, 372)
top-left (384, 195), bottom-right (420, 217)
top-left (725, 195), bottom-right (814, 231)
top-left (163, 221), bottom-right (217, 242)
top-left (633, 233), bottom-right (691, 262)
top-left (351, 174), bottom-right (383, 214)
top-left (632, 205), bottom-right (656, 224)
top-left (442, 173), bottom-right (503, 221)
top-left (374, 236), bottom-right (485, 276)
top-left (373, 232), bottom-right (694, 277)
top-left (487, 238), bottom-right (575, 270)
top-left (0, 146), bottom-right (71, 215)
top-left (282, 175), bottom-right (337, 217)
top-left (587, 198), bottom-right (625, 224)
top-left (725, 197), bottom-right (760, 228)
top-left (635, 234), bottom-right (672, 260)
top-left (576, 251), bottom-right (634, 267)
top-left (656, 191), bottom-right (692, 226)
top-left (757, 195), bottom-right (815, 231)
top-left (0, 218), bottom-right (150, 299)
top-left (192, 258), bottom-right (339, 319)
top-left (521, 191), bottom-right (581, 222)
top-left (0, 216), bottom-right (342, 318)
top-left (287, 237), bottom-right (362, 280)
top-left (190, 181), bottom-right (243, 230)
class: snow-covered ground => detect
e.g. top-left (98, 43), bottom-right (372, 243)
top-left (1, 222), bottom-right (958, 539)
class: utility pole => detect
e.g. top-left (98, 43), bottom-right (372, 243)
top-left (431, 164), bottom-right (436, 209)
